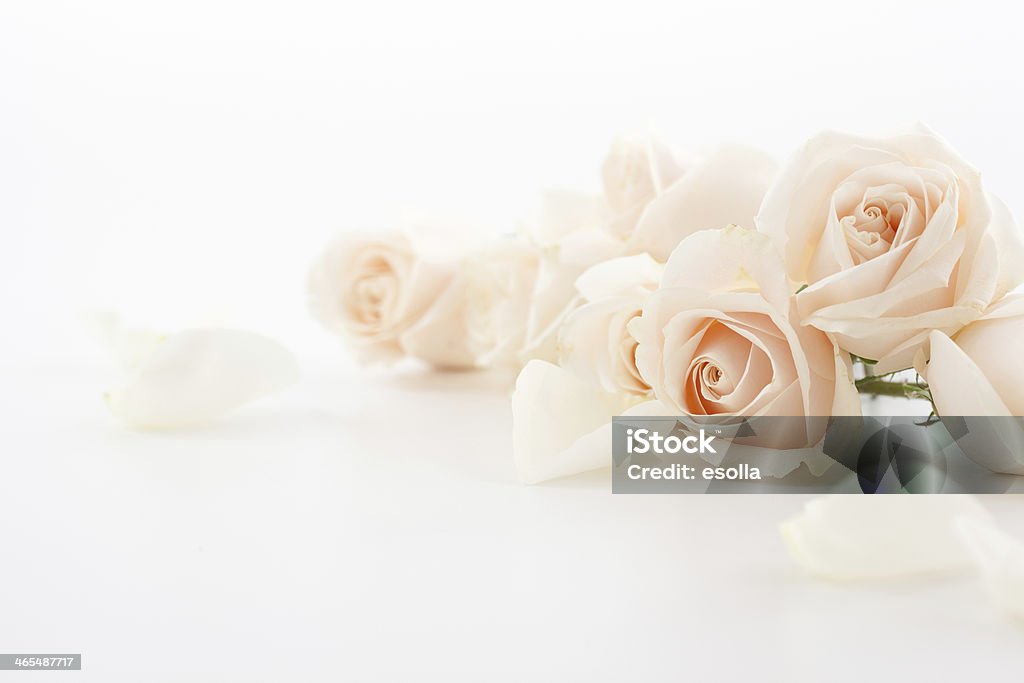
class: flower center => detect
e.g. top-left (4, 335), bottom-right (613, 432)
top-left (350, 268), bottom-right (397, 325)
top-left (840, 193), bottom-right (912, 264)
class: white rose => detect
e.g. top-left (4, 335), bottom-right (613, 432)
top-left (557, 253), bottom-right (662, 395)
top-left (600, 135), bottom-right (684, 239)
top-left (511, 227), bottom-right (859, 484)
top-left (517, 136), bottom-right (778, 365)
top-left (512, 359), bottom-right (644, 484)
top-left (461, 237), bottom-right (541, 368)
top-left (308, 232), bottom-right (475, 367)
top-left (758, 125), bottom-right (1024, 372)
top-left (520, 222), bottom-right (624, 364)
top-left (921, 294), bottom-right (1024, 473)
top-left (601, 136), bottom-right (779, 261)
top-left (629, 226), bottom-right (859, 445)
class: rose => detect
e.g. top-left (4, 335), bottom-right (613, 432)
top-left (309, 231), bottom-right (552, 369)
top-left (517, 135), bottom-right (778, 364)
top-left (308, 232), bottom-right (475, 367)
top-left (628, 225), bottom-right (859, 445)
top-left (922, 295), bottom-right (1024, 473)
top-left (511, 226), bottom-right (860, 484)
top-left (557, 253), bottom-right (662, 395)
top-left (599, 136), bottom-right (779, 261)
top-left (461, 237), bottom-right (541, 367)
top-left (758, 125), bottom-right (1024, 372)
top-left (519, 201), bottom-right (624, 363)
top-left (599, 135), bottom-right (684, 240)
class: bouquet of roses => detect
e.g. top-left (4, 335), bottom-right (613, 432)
top-left (97, 124), bottom-right (1024, 617)
top-left (309, 125), bottom-right (1024, 483)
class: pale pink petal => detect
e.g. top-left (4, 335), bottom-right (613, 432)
top-left (660, 226), bottom-right (791, 313)
top-left (926, 331), bottom-right (1011, 417)
top-left (629, 145), bottom-right (778, 262)
top-left (574, 253), bottom-right (662, 302)
top-left (511, 360), bottom-right (643, 484)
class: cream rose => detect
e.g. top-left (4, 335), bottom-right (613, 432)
top-left (519, 207), bottom-right (623, 364)
top-left (461, 237), bottom-right (541, 367)
top-left (758, 125), bottom-right (1024, 372)
top-left (629, 226), bottom-right (859, 445)
top-left (308, 232), bottom-right (475, 367)
top-left (517, 136), bottom-right (777, 364)
top-left (600, 136), bottom-right (779, 261)
top-left (921, 294), bottom-right (1024, 473)
top-left (557, 253), bottom-right (662, 395)
top-left (512, 226), bottom-right (860, 484)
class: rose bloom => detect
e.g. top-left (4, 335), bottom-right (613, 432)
top-left (600, 135), bottom-right (778, 262)
top-left (308, 232), bottom-right (475, 367)
top-left (517, 135), bottom-right (778, 364)
top-left (518, 219), bottom-right (622, 364)
top-left (923, 294), bottom-right (1024, 473)
top-left (461, 237), bottom-right (541, 367)
top-left (758, 125), bottom-right (1024, 372)
top-left (557, 253), bottom-right (662, 395)
top-left (628, 226), bottom-right (859, 446)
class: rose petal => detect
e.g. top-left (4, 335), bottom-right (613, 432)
top-left (574, 253), bottom-right (662, 302)
top-left (399, 271), bottom-right (477, 369)
top-left (106, 329), bottom-right (299, 429)
top-left (955, 516), bottom-right (1024, 620)
top-left (601, 134), bottom-right (684, 214)
top-left (976, 292), bottom-right (1024, 320)
top-left (512, 360), bottom-right (641, 483)
top-left (660, 226), bottom-right (792, 313)
top-left (629, 145), bottom-right (778, 262)
top-left (781, 495), bottom-right (992, 579)
top-left (465, 239), bottom-right (540, 368)
top-left (558, 298), bottom-right (646, 394)
top-left (925, 331), bottom-right (1011, 418)
top-left (522, 230), bottom-right (623, 363)
top-left (829, 347), bottom-right (861, 416)
top-left (986, 193), bottom-right (1024, 300)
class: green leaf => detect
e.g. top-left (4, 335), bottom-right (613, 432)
top-left (851, 354), bottom-right (878, 365)
top-left (795, 284), bottom-right (809, 294)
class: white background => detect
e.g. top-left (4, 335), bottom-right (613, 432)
top-left (2, 1), bottom-right (1023, 680)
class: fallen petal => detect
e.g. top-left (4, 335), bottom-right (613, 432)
top-left (781, 495), bottom-right (992, 579)
top-left (955, 516), bottom-right (1024, 620)
top-left (106, 328), bottom-right (299, 429)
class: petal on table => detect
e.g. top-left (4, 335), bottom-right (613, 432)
top-left (781, 495), bottom-right (992, 579)
top-left (955, 516), bottom-right (1024, 619)
top-left (106, 328), bottom-right (299, 429)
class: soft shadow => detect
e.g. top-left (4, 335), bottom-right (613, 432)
top-left (376, 364), bottom-right (517, 395)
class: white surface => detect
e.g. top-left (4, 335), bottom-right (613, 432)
top-left (1, 359), bottom-right (1022, 681)
top-left (3, 1), bottom-right (1024, 679)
